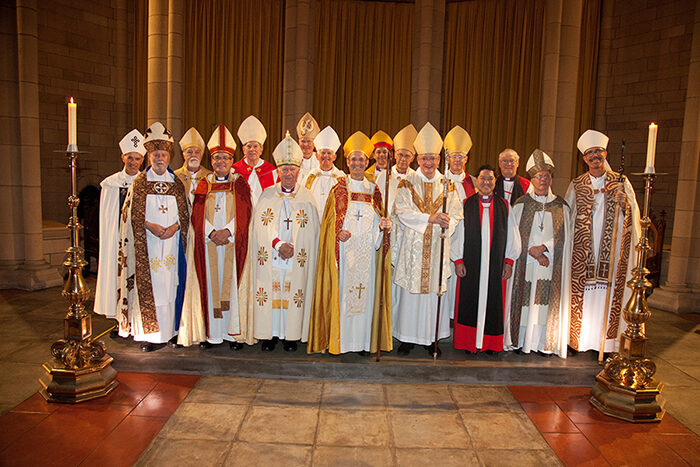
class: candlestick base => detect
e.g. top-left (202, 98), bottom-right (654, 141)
top-left (590, 372), bottom-right (665, 423)
top-left (39, 355), bottom-right (118, 403)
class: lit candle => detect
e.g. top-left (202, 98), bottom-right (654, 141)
top-left (68, 97), bottom-right (77, 150)
top-left (645, 122), bottom-right (657, 173)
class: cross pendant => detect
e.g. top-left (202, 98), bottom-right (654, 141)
top-left (283, 218), bottom-right (292, 229)
top-left (355, 211), bottom-right (363, 221)
top-left (214, 205), bottom-right (221, 213)
top-left (158, 205), bottom-right (168, 214)
top-left (356, 282), bottom-right (365, 299)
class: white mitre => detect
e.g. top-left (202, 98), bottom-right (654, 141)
top-left (526, 149), bottom-right (555, 177)
top-left (237, 115), bottom-right (267, 145)
top-left (577, 129), bottom-right (609, 154)
top-left (119, 129), bottom-right (145, 156)
top-left (207, 124), bottom-right (237, 156)
top-left (314, 125), bottom-right (341, 153)
top-left (273, 131), bottom-right (304, 167)
top-left (413, 122), bottom-right (443, 155)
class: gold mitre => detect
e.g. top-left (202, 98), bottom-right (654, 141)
top-left (413, 122), bottom-right (443, 155)
top-left (577, 129), bottom-right (608, 154)
top-left (314, 126), bottom-right (341, 153)
top-left (526, 149), bottom-right (555, 177)
top-left (238, 115), bottom-right (267, 145)
top-left (393, 124), bottom-right (418, 154)
top-left (343, 131), bottom-right (373, 158)
top-left (273, 131), bottom-right (304, 167)
top-left (370, 130), bottom-right (393, 152)
top-left (296, 112), bottom-right (320, 141)
top-left (207, 124), bottom-right (236, 157)
top-left (443, 125), bottom-right (472, 155)
top-left (179, 127), bottom-right (205, 152)
top-left (143, 121), bottom-right (174, 154)
top-left (119, 129), bottom-right (145, 156)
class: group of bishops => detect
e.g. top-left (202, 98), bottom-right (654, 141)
top-left (94, 113), bottom-right (640, 358)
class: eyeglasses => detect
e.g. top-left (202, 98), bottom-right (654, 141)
top-left (584, 148), bottom-right (605, 157)
top-left (212, 155), bottom-right (232, 162)
top-left (500, 159), bottom-right (517, 165)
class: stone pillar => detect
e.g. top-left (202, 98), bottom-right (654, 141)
top-left (282, 0), bottom-right (315, 134)
top-left (410, 0), bottom-right (445, 129)
top-left (648, 2), bottom-right (700, 313)
top-left (0, 0), bottom-right (60, 289)
top-left (147, 0), bottom-right (168, 126)
top-left (538, 0), bottom-right (583, 196)
top-left (167, 0), bottom-right (183, 166)
top-left (112, 0), bottom-right (130, 136)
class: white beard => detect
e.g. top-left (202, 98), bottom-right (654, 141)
top-left (188, 157), bottom-right (201, 170)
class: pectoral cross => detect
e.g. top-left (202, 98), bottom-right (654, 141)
top-left (283, 218), bottom-right (292, 229)
top-left (354, 210), bottom-right (363, 221)
top-left (214, 205), bottom-right (221, 213)
top-left (159, 205), bottom-right (168, 214)
top-left (355, 283), bottom-right (365, 299)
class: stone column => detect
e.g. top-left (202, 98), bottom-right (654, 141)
top-left (112, 0), bottom-right (130, 136)
top-left (147, 0), bottom-right (168, 126)
top-left (538, 0), bottom-right (583, 196)
top-left (648, 2), bottom-right (700, 313)
top-left (410, 0), bottom-right (445, 129)
top-left (282, 0), bottom-right (316, 134)
top-left (167, 0), bottom-right (183, 166)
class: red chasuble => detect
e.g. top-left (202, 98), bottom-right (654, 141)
top-left (232, 159), bottom-right (277, 191)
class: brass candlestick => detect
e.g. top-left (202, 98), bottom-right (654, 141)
top-left (590, 172), bottom-right (665, 422)
top-left (39, 149), bottom-right (118, 403)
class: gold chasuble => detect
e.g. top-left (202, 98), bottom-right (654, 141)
top-left (245, 182), bottom-right (321, 342)
top-left (178, 173), bottom-right (254, 346)
top-left (307, 177), bottom-right (393, 354)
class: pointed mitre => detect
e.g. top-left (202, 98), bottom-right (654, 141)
top-left (207, 124), bottom-right (236, 157)
top-left (314, 126), bottom-right (341, 153)
top-left (119, 129), bottom-right (146, 156)
top-left (393, 124), bottom-right (418, 154)
top-left (237, 115), bottom-right (267, 145)
top-left (413, 122), bottom-right (443, 155)
top-left (273, 131), bottom-right (304, 167)
top-left (343, 131), bottom-right (373, 158)
top-left (443, 125), bottom-right (472, 155)
top-left (577, 129), bottom-right (609, 154)
top-left (526, 149), bottom-right (555, 177)
top-left (296, 112), bottom-right (320, 140)
top-left (179, 127), bottom-right (205, 152)
top-left (370, 130), bottom-right (393, 151)
top-left (143, 121), bottom-right (174, 153)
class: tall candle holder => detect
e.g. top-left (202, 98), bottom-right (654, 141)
top-left (39, 149), bottom-right (118, 403)
top-left (590, 172), bottom-right (666, 422)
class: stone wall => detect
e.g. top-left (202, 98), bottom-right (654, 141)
top-left (596, 0), bottom-right (696, 238)
top-left (37, 0), bottom-right (134, 223)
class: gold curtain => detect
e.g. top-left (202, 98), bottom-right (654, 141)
top-left (132, 0), bottom-right (148, 131)
top-left (183, 0), bottom-right (285, 165)
top-left (572, 0), bottom-right (602, 178)
top-left (313, 0), bottom-right (413, 171)
top-left (443, 0), bottom-right (545, 175)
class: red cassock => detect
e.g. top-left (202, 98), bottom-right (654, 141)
top-left (232, 159), bottom-right (277, 191)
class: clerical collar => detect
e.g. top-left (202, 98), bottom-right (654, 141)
top-left (215, 175), bottom-right (229, 181)
top-left (504, 177), bottom-right (515, 182)
top-left (281, 185), bottom-right (294, 193)
top-left (480, 194), bottom-right (493, 203)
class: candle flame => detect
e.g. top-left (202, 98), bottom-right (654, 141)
top-left (285, 130), bottom-right (290, 137)
top-left (69, 97), bottom-right (74, 104)
top-left (650, 122), bottom-right (657, 126)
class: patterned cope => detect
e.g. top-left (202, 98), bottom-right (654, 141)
top-left (569, 171), bottom-right (633, 348)
top-left (509, 195), bottom-right (567, 351)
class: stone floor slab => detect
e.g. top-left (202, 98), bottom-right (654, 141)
top-left (476, 448), bottom-right (562, 466)
top-left (317, 409), bottom-right (390, 447)
top-left (238, 405), bottom-right (318, 445)
top-left (390, 409), bottom-right (471, 449)
top-left (461, 411), bottom-right (549, 450)
top-left (450, 385), bottom-right (521, 412)
top-left (224, 442), bottom-right (311, 466)
top-left (185, 376), bottom-right (261, 405)
top-left (385, 383), bottom-right (456, 410)
top-left (136, 438), bottom-right (230, 466)
top-left (311, 446), bottom-right (393, 467)
top-left (394, 447), bottom-right (479, 466)
top-left (158, 402), bottom-right (246, 441)
top-left (321, 381), bottom-right (385, 409)
top-left (254, 379), bottom-right (323, 407)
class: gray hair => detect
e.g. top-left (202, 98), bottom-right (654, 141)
top-left (498, 148), bottom-right (519, 162)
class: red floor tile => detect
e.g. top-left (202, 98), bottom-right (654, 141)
top-left (129, 381), bottom-right (193, 418)
top-left (10, 393), bottom-right (60, 415)
top-left (80, 415), bottom-right (168, 467)
top-left (519, 401), bottom-right (580, 433)
top-left (577, 425), bottom-right (690, 466)
top-left (0, 412), bottom-right (49, 452)
top-left (508, 385), bottom-right (554, 403)
top-left (542, 432), bottom-right (610, 467)
top-left (0, 405), bottom-right (131, 466)
top-left (544, 386), bottom-right (595, 402)
top-left (659, 433), bottom-right (700, 466)
top-left (152, 373), bottom-right (200, 387)
top-left (556, 395), bottom-right (632, 425)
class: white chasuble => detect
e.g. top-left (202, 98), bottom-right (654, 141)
top-left (304, 165), bottom-right (346, 219)
top-left (391, 169), bottom-right (463, 346)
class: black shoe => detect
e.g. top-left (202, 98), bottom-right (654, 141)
top-left (140, 342), bottom-right (165, 352)
top-left (261, 338), bottom-right (278, 352)
top-left (199, 341), bottom-right (214, 350)
top-left (513, 348), bottom-right (524, 355)
top-left (482, 349), bottom-right (495, 355)
top-left (358, 350), bottom-right (369, 356)
top-left (464, 349), bottom-right (474, 355)
top-left (168, 336), bottom-right (182, 348)
top-left (109, 329), bottom-right (120, 339)
top-left (397, 342), bottom-right (414, 355)
top-left (229, 342), bottom-right (244, 351)
top-left (425, 343), bottom-right (442, 358)
top-left (282, 340), bottom-right (297, 352)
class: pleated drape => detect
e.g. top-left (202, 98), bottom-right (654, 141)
top-left (443, 0), bottom-right (545, 175)
top-left (313, 0), bottom-right (413, 171)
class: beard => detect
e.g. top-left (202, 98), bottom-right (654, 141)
top-left (188, 157), bottom-right (201, 170)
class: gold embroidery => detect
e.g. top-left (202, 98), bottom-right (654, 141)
top-left (272, 299), bottom-right (289, 309)
top-left (163, 255), bottom-right (175, 270)
top-left (296, 209), bottom-right (309, 228)
top-left (293, 289), bottom-right (304, 307)
top-left (261, 207), bottom-right (274, 226)
top-left (149, 257), bottom-right (162, 272)
top-left (272, 281), bottom-right (281, 292)
top-left (297, 248), bottom-right (308, 267)
top-left (420, 182), bottom-right (434, 293)
top-left (257, 246), bottom-right (268, 266)
top-left (284, 281), bottom-right (291, 292)
top-left (255, 287), bottom-right (268, 306)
